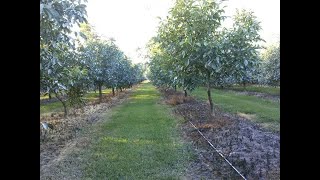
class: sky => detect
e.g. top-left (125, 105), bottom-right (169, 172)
top-left (86, 0), bottom-right (280, 64)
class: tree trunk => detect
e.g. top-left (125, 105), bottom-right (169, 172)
top-left (120, 87), bottom-right (123, 92)
top-left (54, 92), bottom-right (68, 117)
top-left (48, 93), bottom-right (52, 99)
top-left (243, 82), bottom-right (246, 90)
top-left (184, 89), bottom-right (187, 97)
top-left (62, 101), bottom-right (68, 117)
top-left (207, 72), bottom-right (215, 117)
top-left (174, 85), bottom-right (177, 92)
top-left (98, 84), bottom-right (102, 103)
top-left (112, 87), bottom-right (115, 96)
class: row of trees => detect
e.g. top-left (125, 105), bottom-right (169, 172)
top-left (258, 44), bottom-right (280, 86)
top-left (40, 0), bottom-right (144, 117)
top-left (147, 0), bottom-right (279, 116)
top-left (79, 23), bottom-right (145, 99)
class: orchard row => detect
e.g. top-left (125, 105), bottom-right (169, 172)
top-left (40, 0), bottom-right (145, 116)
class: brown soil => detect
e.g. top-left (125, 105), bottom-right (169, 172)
top-left (160, 88), bottom-right (280, 180)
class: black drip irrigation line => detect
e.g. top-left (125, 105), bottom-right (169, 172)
top-left (189, 121), bottom-right (247, 180)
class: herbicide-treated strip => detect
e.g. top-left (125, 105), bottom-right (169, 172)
top-left (189, 121), bottom-right (247, 180)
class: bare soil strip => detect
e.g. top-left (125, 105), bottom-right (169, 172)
top-left (160, 88), bottom-right (280, 180)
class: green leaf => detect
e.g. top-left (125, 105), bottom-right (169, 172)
top-left (40, 4), bottom-right (44, 15)
top-left (79, 32), bottom-right (87, 40)
top-left (216, 57), bottom-right (220, 64)
top-left (182, 51), bottom-right (186, 58)
top-left (48, 7), bottom-right (60, 20)
top-left (244, 59), bottom-right (248, 66)
top-left (185, 59), bottom-right (190, 66)
top-left (211, 63), bottom-right (217, 70)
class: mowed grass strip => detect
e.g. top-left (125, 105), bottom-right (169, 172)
top-left (40, 89), bottom-right (112, 114)
top-left (227, 84), bottom-right (280, 96)
top-left (191, 87), bottom-right (280, 131)
top-left (83, 82), bottom-right (192, 179)
top-left (40, 101), bottom-right (65, 114)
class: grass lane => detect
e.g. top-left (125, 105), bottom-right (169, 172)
top-left (40, 89), bottom-right (112, 114)
top-left (82, 82), bottom-right (192, 179)
top-left (226, 84), bottom-right (280, 96)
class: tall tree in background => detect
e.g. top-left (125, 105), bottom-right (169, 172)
top-left (261, 43), bottom-right (280, 86)
top-left (227, 9), bottom-right (263, 89)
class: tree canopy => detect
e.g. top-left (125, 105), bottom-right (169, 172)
top-left (148, 0), bottom-right (264, 116)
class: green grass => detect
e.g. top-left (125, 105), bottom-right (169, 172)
top-left (83, 89), bottom-right (112, 101)
top-left (82, 82), bottom-right (192, 179)
top-left (40, 89), bottom-right (112, 114)
top-left (40, 101), bottom-right (66, 114)
top-left (227, 84), bottom-right (280, 96)
top-left (190, 87), bottom-right (280, 131)
top-left (40, 94), bottom-right (53, 100)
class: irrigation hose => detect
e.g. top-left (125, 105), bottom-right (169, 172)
top-left (189, 121), bottom-right (247, 180)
